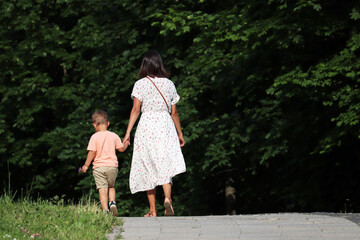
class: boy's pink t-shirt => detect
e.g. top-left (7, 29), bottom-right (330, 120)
top-left (87, 131), bottom-right (123, 169)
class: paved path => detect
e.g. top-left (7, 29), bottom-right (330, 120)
top-left (106, 213), bottom-right (360, 240)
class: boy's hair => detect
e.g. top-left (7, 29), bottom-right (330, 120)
top-left (138, 50), bottom-right (170, 78)
top-left (92, 110), bottom-right (108, 126)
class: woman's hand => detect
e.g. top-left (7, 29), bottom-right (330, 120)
top-left (123, 133), bottom-right (131, 145)
top-left (179, 135), bottom-right (185, 147)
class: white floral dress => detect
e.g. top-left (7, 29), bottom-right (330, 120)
top-left (129, 77), bottom-right (186, 194)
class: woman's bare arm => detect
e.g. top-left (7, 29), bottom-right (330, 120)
top-left (171, 104), bottom-right (185, 147)
top-left (123, 97), bottom-right (141, 143)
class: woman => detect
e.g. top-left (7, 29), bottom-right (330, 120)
top-left (123, 50), bottom-right (186, 217)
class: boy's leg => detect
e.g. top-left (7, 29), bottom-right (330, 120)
top-left (107, 167), bottom-right (118, 204)
top-left (108, 187), bottom-right (118, 216)
top-left (93, 168), bottom-right (110, 211)
top-left (98, 188), bottom-right (109, 210)
top-left (107, 167), bottom-right (118, 217)
top-left (108, 187), bottom-right (116, 202)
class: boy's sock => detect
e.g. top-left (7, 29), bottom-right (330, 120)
top-left (109, 201), bottom-right (118, 217)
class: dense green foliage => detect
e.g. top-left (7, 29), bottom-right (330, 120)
top-left (1, 0), bottom-right (360, 215)
top-left (0, 194), bottom-right (120, 239)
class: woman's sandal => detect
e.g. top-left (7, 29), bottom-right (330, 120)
top-left (144, 210), bottom-right (157, 217)
top-left (164, 198), bottom-right (174, 216)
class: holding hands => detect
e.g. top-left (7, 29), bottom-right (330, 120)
top-left (123, 132), bottom-right (131, 145)
top-left (122, 137), bottom-right (130, 149)
top-left (117, 137), bottom-right (130, 152)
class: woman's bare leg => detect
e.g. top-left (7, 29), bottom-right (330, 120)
top-left (145, 188), bottom-right (157, 216)
top-left (162, 183), bottom-right (174, 216)
top-left (162, 183), bottom-right (172, 203)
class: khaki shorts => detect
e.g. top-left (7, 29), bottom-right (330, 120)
top-left (93, 167), bottom-right (118, 189)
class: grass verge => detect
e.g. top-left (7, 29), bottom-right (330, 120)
top-left (0, 194), bottom-right (122, 240)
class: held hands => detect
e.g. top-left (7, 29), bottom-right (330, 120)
top-left (123, 139), bottom-right (130, 147)
top-left (123, 133), bottom-right (131, 145)
top-left (119, 134), bottom-right (130, 152)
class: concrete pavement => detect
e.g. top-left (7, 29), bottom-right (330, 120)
top-left (106, 213), bottom-right (360, 240)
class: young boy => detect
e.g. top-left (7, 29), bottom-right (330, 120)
top-left (82, 110), bottom-right (129, 216)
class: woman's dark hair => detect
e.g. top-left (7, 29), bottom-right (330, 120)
top-left (138, 50), bottom-right (170, 78)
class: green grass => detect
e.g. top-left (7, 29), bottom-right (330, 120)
top-left (0, 194), bottom-right (122, 240)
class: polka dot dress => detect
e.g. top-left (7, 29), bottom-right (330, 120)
top-left (129, 77), bottom-right (186, 194)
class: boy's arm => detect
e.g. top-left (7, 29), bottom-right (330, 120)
top-left (117, 140), bottom-right (130, 152)
top-left (82, 150), bottom-right (96, 173)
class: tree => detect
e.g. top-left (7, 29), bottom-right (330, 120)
top-left (1, 0), bottom-right (360, 215)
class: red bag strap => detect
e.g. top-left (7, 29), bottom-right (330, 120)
top-left (146, 76), bottom-right (171, 113)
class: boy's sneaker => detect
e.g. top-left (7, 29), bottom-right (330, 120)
top-left (109, 201), bottom-right (118, 217)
